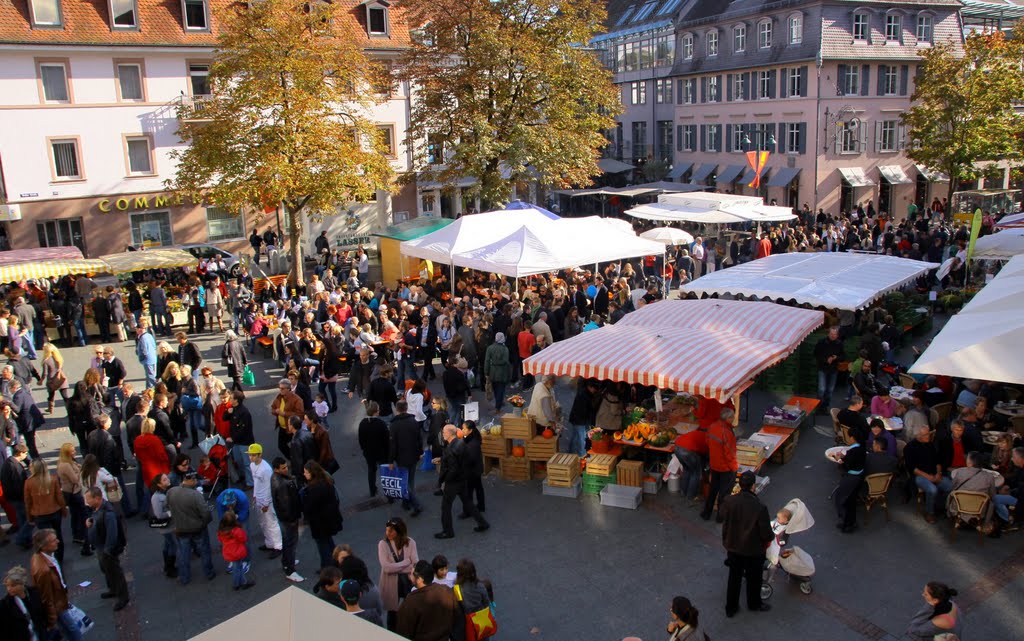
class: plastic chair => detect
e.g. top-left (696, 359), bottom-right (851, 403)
top-left (949, 490), bottom-right (991, 544)
top-left (863, 473), bottom-right (894, 525)
top-left (898, 373), bottom-right (917, 389)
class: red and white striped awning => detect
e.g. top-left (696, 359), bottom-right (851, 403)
top-left (522, 300), bottom-right (824, 402)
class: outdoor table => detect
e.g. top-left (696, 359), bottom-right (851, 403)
top-left (890, 387), bottom-right (915, 403)
top-left (994, 402), bottom-right (1024, 418)
top-left (875, 416), bottom-right (904, 432)
top-left (825, 446), bottom-right (849, 463)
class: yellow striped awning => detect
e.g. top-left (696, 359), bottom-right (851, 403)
top-left (0, 259), bottom-right (110, 283)
top-left (100, 249), bottom-right (197, 274)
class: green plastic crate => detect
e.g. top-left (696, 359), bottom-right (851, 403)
top-left (582, 471), bottom-right (618, 495)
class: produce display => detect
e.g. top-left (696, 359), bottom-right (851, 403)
top-left (764, 406), bottom-right (802, 423)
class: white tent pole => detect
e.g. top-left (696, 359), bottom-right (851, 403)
top-left (663, 250), bottom-right (667, 298)
top-left (450, 263), bottom-right (455, 295)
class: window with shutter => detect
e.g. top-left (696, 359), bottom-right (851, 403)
top-left (860, 65), bottom-right (870, 96)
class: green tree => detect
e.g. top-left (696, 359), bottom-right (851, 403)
top-left (168, 0), bottom-right (393, 285)
top-left (397, 0), bottom-right (621, 209)
top-left (902, 27), bottom-right (1024, 209)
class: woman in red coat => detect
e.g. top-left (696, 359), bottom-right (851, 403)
top-left (134, 418), bottom-right (171, 490)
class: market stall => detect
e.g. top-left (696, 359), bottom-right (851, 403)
top-left (682, 252), bottom-right (937, 311)
top-left (100, 248), bottom-right (198, 274)
top-left (971, 227), bottom-right (1024, 260)
top-left (624, 192), bottom-right (797, 224)
top-left (0, 246), bottom-right (84, 266)
top-left (909, 254), bottom-right (1024, 385)
top-left (0, 257), bottom-right (109, 283)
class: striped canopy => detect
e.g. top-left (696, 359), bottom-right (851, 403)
top-left (0, 258), bottom-right (110, 284)
top-left (522, 300), bottom-right (823, 401)
top-left (100, 249), bottom-right (197, 274)
top-left (0, 247), bottom-right (84, 266)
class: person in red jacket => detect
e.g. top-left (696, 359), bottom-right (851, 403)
top-left (673, 425), bottom-right (709, 503)
top-left (755, 233), bottom-right (773, 259)
top-left (700, 407), bottom-right (738, 522)
top-left (217, 511), bottom-right (253, 590)
top-left (133, 418), bottom-right (171, 495)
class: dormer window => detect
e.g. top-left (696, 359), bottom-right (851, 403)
top-left (28, 0), bottom-right (63, 28)
top-left (682, 34), bottom-right (693, 60)
top-left (853, 12), bottom-right (869, 41)
top-left (885, 13), bottom-right (902, 42)
top-left (182, 0), bottom-right (209, 31)
top-left (365, 0), bottom-right (389, 37)
top-left (707, 30), bottom-right (718, 56)
top-left (109, 0), bottom-right (138, 30)
top-left (758, 19), bottom-right (772, 49)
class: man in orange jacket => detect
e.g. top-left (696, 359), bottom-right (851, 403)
top-left (701, 407), bottom-right (738, 523)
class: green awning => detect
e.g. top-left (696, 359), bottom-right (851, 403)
top-left (373, 217), bottom-right (455, 241)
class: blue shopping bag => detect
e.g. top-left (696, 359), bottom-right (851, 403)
top-left (379, 465), bottom-right (410, 500)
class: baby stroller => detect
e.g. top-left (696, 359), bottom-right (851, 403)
top-left (198, 434), bottom-right (230, 500)
top-left (762, 498), bottom-right (816, 600)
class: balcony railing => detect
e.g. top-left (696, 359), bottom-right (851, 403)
top-left (177, 94), bottom-right (216, 124)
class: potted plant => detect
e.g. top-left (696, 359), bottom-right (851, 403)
top-left (588, 427), bottom-right (611, 454)
top-left (507, 394), bottom-right (526, 416)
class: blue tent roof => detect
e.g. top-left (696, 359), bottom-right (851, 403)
top-left (504, 200), bottom-right (560, 220)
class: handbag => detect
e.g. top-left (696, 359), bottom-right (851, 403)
top-left (181, 393), bottom-right (203, 411)
top-left (242, 365), bottom-right (256, 386)
top-left (388, 541), bottom-right (413, 599)
top-left (104, 479), bottom-right (123, 503)
top-left (324, 458), bottom-right (340, 475)
top-left (66, 604), bottom-right (95, 635)
top-left (47, 368), bottom-right (67, 392)
top-left (454, 584), bottom-right (498, 640)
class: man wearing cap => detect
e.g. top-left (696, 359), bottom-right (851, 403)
top-left (483, 332), bottom-right (512, 415)
top-left (248, 443), bottom-right (282, 558)
top-left (167, 472), bottom-right (215, 584)
top-left (719, 471), bottom-right (773, 617)
top-left (339, 578), bottom-right (383, 626)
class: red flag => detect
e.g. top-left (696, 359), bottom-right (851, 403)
top-left (745, 150), bottom-right (769, 189)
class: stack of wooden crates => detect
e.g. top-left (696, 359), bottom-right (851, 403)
top-left (542, 453), bottom-right (582, 498)
top-left (582, 453), bottom-right (619, 495)
top-left (482, 413), bottom-right (559, 481)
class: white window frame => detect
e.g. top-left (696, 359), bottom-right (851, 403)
top-left (36, 58), bottom-right (72, 104)
top-left (707, 75), bottom-right (719, 103)
top-left (367, 3), bottom-right (389, 36)
top-left (181, 0), bottom-right (209, 31)
top-left (123, 134), bottom-right (156, 176)
top-left (787, 67), bottom-right (800, 97)
top-left (885, 13), bottom-right (902, 42)
top-left (682, 126), bottom-right (694, 151)
top-left (187, 62), bottom-right (212, 97)
top-left (48, 136), bottom-right (84, 181)
top-left (785, 123), bottom-right (800, 154)
top-left (205, 207), bottom-right (246, 242)
top-left (733, 127), bottom-right (745, 153)
top-left (841, 124), bottom-right (859, 154)
top-left (707, 125), bottom-right (720, 152)
top-left (28, 0), bottom-right (63, 27)
top-left (682, 34), bottom-right (693, 60)
top-left (883, 65), bottom-right (898, 95)
top-left (707, 30), bottom-right (718, 56)
top-left (733, 24), bottom-right (746, 53)
top-left (758, 70), bottom-right (771, 99)
top-left (655, 79), bottom-right (670, 104)
top-left (879, 120), bottom-right (898, 152)
top-left (630, 81), bottom-right (646, 105)
top-left (844, 65), bottom-right (860, 95)
top-left (789, 14), bottom-right (802, 44)
top-left (114, 60), bottom-right (146, 102)
top-left (108, 0), bottom-right (138, 30)
top-left (683, 79), bottom-right (694, 104)
top-left (916, 14), bottom-right (933, 43)
top-left (758, 20), bottom-right (772, 49)
top-left (733, 74), bottom-right (745, 101)
top-left (853, 13), bottom-right (869, 42)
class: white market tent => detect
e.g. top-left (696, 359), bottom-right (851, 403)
top-left (682, 252), bottom-right (938, 311)
top-left (972, 228), bottom-right (1024, 260)
top-left (190, 586), bottom-right (401, 641)
top-left (640, 227), bottom-right (695, 245)
top-left (995, 212), bottom-right (1024, 229)
top-left (100, 249), bottom-right (198, 274)
top-left (909, 255), bottom-right (1024, 385)
top-left (523, 299), bottom-right (824, 402)
top-left (625, 191), bottom-right (797, 224)
top-left (399, 208), bottom-right (665, 278)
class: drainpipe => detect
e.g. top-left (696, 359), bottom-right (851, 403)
top-left (812, 19), bottom-right (823, 213)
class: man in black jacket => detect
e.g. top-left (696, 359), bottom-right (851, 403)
top-left (358, 402), bottom-right (390, 497)
top-left (285, 416), bottom-right (317, 487)
top-left (176, 333), bottom-right (203, 379)
top-left (9, 379), bottom-right (41, 459)
top-left (719, 471), bottom-right (773, 618)
top-left (566, 378), bottom-right (601, 457)
top-left (271, 457), bottom-right (304, 582)
top-left (434, 425), bottom-right (488, 539)
top-left (225, 390), bottom-right (255, 487)
top-left (814, 326), bottom-right (845, 409)
top-left (87, 414), bottom-right (135, 517)
top-left (149, 394), bottom-right (179, 451)
top-left (1, 444), bottom-right (31, 548)
top-left (442, 360), bottom-right (471, 425)
top-left (389, 400), bottom-right (423, 516)
top-left (592, 277), bottom-right (609, 318)
top-left (101, 348), bottom-right (128, 407)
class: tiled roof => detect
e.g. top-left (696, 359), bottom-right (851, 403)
top-left (819, 5), bottom-right (964, 61)
top-left (0, 0), bottom-right (412, 48)
top-left (603, 0), bottom-right (687, 35)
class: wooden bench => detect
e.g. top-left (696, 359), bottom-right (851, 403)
top-left (254, 275), bottom-right (289, 297)
top-left (256, 335), bottom-right (274, 357)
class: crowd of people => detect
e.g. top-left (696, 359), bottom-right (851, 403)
top-left (1, 194), bottom-right (1022, 640)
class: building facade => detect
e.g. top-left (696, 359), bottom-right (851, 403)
top-left (598, 0), bottom-right (972, 217)
top-left (0, 0), bottom-right (418, 256)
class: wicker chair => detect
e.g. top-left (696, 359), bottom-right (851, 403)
top-left (932, 402), bottom-right (954, 426)
top-left (838, 424), bottom-right (856, 446)
top-left (949, 490), bottom-right (991, 544)
top-left (830, 408), bottom-right (844, 445)
top-left (863, 473), bottom-right (894, 525)
top-left (898, 373), bottom-right (917, 389)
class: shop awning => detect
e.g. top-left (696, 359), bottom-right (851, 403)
top-left (915, 164), bottom-right (949, 182)
top-left (100, 249), bottom-right (198, 274)
top-left (716, 165), bottom-right (745, 185)
top-left (0, 258), bottom-right (110, 283)
top-left (838, 167), bottom-right (875, 188)
top-left (668, 162), bottom-right (693, 180)
top-left (740, 165), bottom-right (770, 186)
top-left (522, 300), bottom-right (824, 402)
top-left (972, 228), bottom-right (1024, 260)
top-left (598, 158), bottom-right (636, 174)
top-left (878, 165), bottom-right (913, 185)
top-left (0, 247), bottom-right (84, 266)
top-left (690, 164), bottom-right (717, 183)
top-left (767, 167), bottom-right (801, 188)
top-left (683, 252), bottom-right (938, 311)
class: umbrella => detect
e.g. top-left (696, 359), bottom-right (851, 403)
top-left (505, 200), bottom-right (560, 220)
top-left (640, 227), bottom-right (695, 246)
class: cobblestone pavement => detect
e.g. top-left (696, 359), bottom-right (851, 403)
top-left (1, 327), bottom-right (1020, 641)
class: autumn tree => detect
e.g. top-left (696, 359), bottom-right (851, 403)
top-left (397, 0), bottom-right (621, 208)
top-left (168, 0), bottom-right (393, 285)
top-left (902, 26), bottom-right (1024, 208)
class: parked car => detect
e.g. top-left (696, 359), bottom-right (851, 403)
top-left (173, 244), bottom-right (243, 276)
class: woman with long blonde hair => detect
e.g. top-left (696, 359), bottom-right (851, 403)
top-left (57, 442), bottom-right (88, 551)
top-left (24, 457), bottom-right (67, 562)
top-left (41, 342), bottom-right (70, 413)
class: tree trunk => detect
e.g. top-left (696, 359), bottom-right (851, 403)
top-left (287, 204), bottom-right (305, 287)
top-left (946, 176), bottom-right (956, 219)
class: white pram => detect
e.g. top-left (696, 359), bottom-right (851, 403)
top-left (762, 498), bottom-right (816, 600)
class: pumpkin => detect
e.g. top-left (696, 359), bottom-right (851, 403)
top-left (541, 428), bottom-right (555, 439)
top-left (511, 445), bottom-right (526, 457)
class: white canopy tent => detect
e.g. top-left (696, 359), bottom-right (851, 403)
top-left (995, 212), bottom-right (1024, 229)
top-left (640, 227), bottom-right (695, 245)
top-left (399, 208), bottom-right (665, 279)
top-left (624, 191), bottom-right (797, 224)
top-left (971, 227), bottom-right (1024, 259)
top-left (682, 252), bottom-right (937, 311)
top-left (909, 255), bottom-right (1024, 384)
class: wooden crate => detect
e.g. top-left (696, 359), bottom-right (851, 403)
top-left (481, 435), bottom-right (511, 458)
top-left (530, 460), bottom-right (547, 480)
top-left (586, 453), bottom-right (619, 477)
top-left (501, 414), bottom-right (535, 440)
top-left (616, 460), bottom-right (644, 488)
top-left (500, 456), bottom-right (531, 481)
top-left (769, 440), bottom-right (797, 465)
top-left (546, 453), bottom-right (581, 488)
top-left (483, 456), bottom-right (501, 475)
top-left (525, 436), bottom-right (557, 462)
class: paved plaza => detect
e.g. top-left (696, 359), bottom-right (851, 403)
top-left (1, 329), bottom-right (1021, 641)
